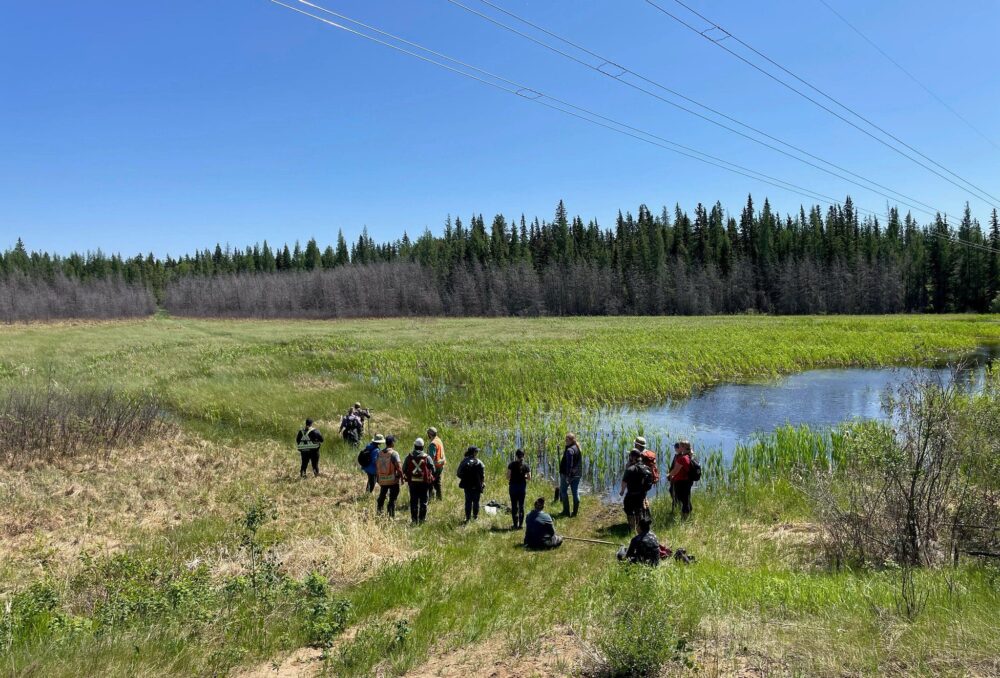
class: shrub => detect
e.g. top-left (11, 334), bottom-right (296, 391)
top-left (302, 572), bottom-right (351, 648)
top-left (0, 384), bottom-right (164, 465)
top-left (594, 569), bottom-right (694, 677)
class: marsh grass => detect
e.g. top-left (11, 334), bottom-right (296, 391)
top-left (2, 315), bottom-right (1000, 676)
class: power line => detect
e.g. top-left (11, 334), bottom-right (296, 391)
top-left (643, 0), bottom-right (1000, 209)
top-left (271, 0), bottom-right (878, 215)
top-left (816, 0), bottom-right (1000, 153)
top-left (444, 0), bottom-right (942, 218)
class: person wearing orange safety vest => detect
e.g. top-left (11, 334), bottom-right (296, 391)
top-left (427, 426), bottom-right (447, 501)
top-left (375, 435), bottom-right (404, 518)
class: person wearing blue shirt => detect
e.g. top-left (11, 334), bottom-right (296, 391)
top-left (360, 434), bottom-right (384, 493)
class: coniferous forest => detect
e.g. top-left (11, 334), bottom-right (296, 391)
top-left (4, 197), bottom-right (1000, 321)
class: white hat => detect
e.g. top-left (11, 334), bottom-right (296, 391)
top-left (414, 437), bottom-right (425, 449)
top-left (634, 436), bottom-right (646, 447)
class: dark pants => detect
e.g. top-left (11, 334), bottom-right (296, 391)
top-left (299, 450), bottom-right (319, 476)
top-left (509, 485), bottom-right (526, 528)
top-left (409, 482), bottom-right (429, 523)
top-left (431, 468), bottom-right (443, 500)
top-left (526, 535), bottom-right (563, 550)
top-left (672, 480), bottom-right (693, 516)
top-left (365, 473), bottom-right (376, 493)
top-left (463, 487), bottom-right (482, 521)
top-left (377, 483), bottom-right (400, 517)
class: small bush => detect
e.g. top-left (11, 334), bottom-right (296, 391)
top-left (595, 569), bottom-right (694, 677)
top-left (0, 384), bottom-right (164, 465)
top-left (302, 572), bottom-right (351, 648)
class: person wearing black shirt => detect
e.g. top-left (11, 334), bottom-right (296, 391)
top-left (619, 449), bottom-right (652, 533)
top-left (506, 449), bottom-right (531, 529)
top-left (524, 497), bottom-right (562, 550)
top-left (456, 446), bottom-right (486, 522)
top-left (623, 517), bottom-right (661, 566)
top-left (295, 419), bottom-right (324, 478)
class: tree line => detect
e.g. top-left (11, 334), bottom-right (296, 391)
top-left (4, 196), bottom-right (1000, 319)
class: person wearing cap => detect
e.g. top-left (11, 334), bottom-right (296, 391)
top-left (426, 426), bottom-right (446, 501)
top-left (524, 497), bottom-right (562, 550)
top-left (620, 449), bottom-right (653, 533)
top-left (352, 402), bottom-right (372, 432)
top-left (375, 435), bottom-right (404, 518)
top-left (295, 418), bottom-right (324, 478)
top-left (634, 436), bottom-right (660, 516)
top-left (456, 446), bottom-right (486, 522)
top-left (668, 440), bottom-right (695, 518)
top-left (359, 434), bottom-right (385, 493)
top-left (403, 438), bottom-right (434, 524)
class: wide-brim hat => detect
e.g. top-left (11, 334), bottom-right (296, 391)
top-left (372, 434), bottom-right (386, 445)
top-left (634, 436), bottom-right (646, 447)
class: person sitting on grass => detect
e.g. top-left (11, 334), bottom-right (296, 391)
top-left (524, 497), bottom-right (563, 550)
top-left (619, 517), bottom-right (661, 566)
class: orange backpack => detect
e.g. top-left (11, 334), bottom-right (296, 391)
top-left (640, 450), bottom-right (660, 484)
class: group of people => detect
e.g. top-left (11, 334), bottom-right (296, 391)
top-left (296, 418), bottom-right (699, 564)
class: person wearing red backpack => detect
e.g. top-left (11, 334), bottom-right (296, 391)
top-left (403, 438), bottom-right (434, 524)
top-left (668, 440), bottom-right (695, 518)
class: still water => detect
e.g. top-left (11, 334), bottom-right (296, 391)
top-left (604, 345), bottom-right (998, 464)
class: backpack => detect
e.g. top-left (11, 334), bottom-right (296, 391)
top-left (641, 465), bottom-right (654, 492)
top-left (690, 457), bottom-right (702, 482)
top-left (357, 445), bottom-right (375, 469)
top-left (640, 450), bottom-right (660, 484)
top-left (409, 454), bottom-right (432, 483)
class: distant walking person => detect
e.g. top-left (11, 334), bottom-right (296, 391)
top-left (507, 449), bottom-right (531, 530)
top-left (296, 419), bottom-right (324, 478)
top-left (339, 409), bottom-right (363, 447)
top-left (358, 434), bottom-right (384, 493)
top-left (559, 433), bottom-right (583, 517)
top-left (427, 427), bottom-right (447, 501)
top-left (352, 402), bottom-right (372, 432)
top-left (456, 446), bottom-right (486, 523)
top-left (668, 440), bottom-right (695, 518)
top-left (524, 497), bottom-right (563, 550)
top-left (620, 449), bottom-right (653, 533)
top-left (403, 438), bottom-right (434, 524)
top-left (375, 436), bottom-right (404, 518)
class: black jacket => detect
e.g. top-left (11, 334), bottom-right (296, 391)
top-left (559, 444), bottom-right (583, 479)
top-left (457, 457), bottom-right (485, 490)
top-left (625, 531), bottom-right (661, 566)
top-left (296, 427), bottom-right (324, 447)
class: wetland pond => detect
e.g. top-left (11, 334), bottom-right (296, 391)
top-left (519, 345), bottom-right (998, 498)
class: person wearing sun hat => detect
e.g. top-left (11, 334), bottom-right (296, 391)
top-left (359, 434), bottom-right (384, 493)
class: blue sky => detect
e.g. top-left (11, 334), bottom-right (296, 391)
top-left (2, 0), bottom-right (998, 257)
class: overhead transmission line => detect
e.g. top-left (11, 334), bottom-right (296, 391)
top-left (816, 0), bottom-right (1000, 153)
top-left (444, 0), bottom-right (942, 219)
top-left (643, 0), bottom-right (1000, 209)
top-left (270, 0), bottom-right (880, 215)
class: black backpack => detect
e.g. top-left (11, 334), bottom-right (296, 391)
top-left (690, 457), bottom-right (702, 482)
top-left (357, 446), bottom-right (373, 468)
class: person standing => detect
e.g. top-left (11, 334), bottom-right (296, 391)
top-left (619, 449), bottom-right (653, 533)
top-left (295, 419), bottom-right (324, 478)
top-left (339, 409), bottom-right (363, 447)
top-left (352, 402), bottom-right (372, 433)
top-left (359, 434), bottom-right (384, 493)
top-left (524, 497), bottom-right (563, 550)
top-left (427, 426), bottom-right (447, 501)
top-left (403, 438), bottom-right (434, 524)
top-left (456, 446), bottom-right (486, 523)
top-left (668, 440), bottom-right (695, 518)
top-left (506, 449), bottom-right (531, 530)
top-left (375, 435), bottom-right (404, 518)
top-left (559, 433), bottom-right (583, 517)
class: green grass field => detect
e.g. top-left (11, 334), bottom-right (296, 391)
top-left (2, 315), bottom-right (999, 677)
